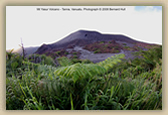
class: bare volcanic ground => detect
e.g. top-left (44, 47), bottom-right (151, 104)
top-left (66, 46), bottom-right (125, 63)
top-left (35, 30), bottom-right (160, 63)
top-left (65, 46), bottom-right (139, 63)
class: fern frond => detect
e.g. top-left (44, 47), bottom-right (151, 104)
top-left (54, 63), bottom-right (106, 83)
top-left (97, 54), bottom-right (125, 71)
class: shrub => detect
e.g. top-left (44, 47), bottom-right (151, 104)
top-left (71, 58), bottom-right (82, 63)
top-left (6, 51), bottom-right (25, 77)
top-left (115, 50), bottom-right (120, 53)
top-left (81, 59), bottom-right (93, 64)
top-left (123, 43), bottom-right (127, 46)
top-left (57, 56), bottom-right (73, 66)
top-left (73, 52), bottom-right (77, 55)
top-left (55, 51), bottom-right (61, 55)
top-left (28, 54), bottom-right (55, 66)
top-left (94, 50), bottom-right (100, 54)
top-left (73, 55), bottom-right (78, 58)
top-left (100, 41), bottom-right (105, 44)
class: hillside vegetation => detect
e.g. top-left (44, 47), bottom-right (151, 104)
top-left (6, 46), bottom-right (162, 110)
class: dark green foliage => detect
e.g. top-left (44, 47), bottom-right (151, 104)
top-left (28, 54), bottom-right (55, 66)
top-left (132, 46), bottom-right (162, 71)
top-left (123, 43), bottom-right (127, 46)
top-left (55, 51), bottom-right (61, 55)
top-left (57, 56), bottom-right (73, 66)
top-left (71, 58), bottom-right (82, 63)
top-left (6, 50), bottom-right (26, 77)
top-left (115, 50), bottom-right (120, 53)
top-left (100, 41), bottom-right (105, 44)
top-left (81, 59), bottom-right (93, 64)
top-left (73, 55), bottom-right (78, 58)
top-left (73, 52), bottom-right (77, 55)
top-left (65, 52), bottom-right (69, 55)
top-left (94, 50), bottom-right (100, 54)
top-left (71, 58), bottom-right (93, 64)
top-left (124, 46), bottom-right (130, 49)
top-left (6, 78), bottom-right (25, 110)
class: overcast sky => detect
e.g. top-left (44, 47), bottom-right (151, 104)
top-left (6, 6), bottom-right (162, 50)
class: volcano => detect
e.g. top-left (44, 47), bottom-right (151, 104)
top-left (35, 30), bottom-right (159, 63)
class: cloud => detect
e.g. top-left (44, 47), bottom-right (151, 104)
top-left (134, 6), bottom-right (162, 12)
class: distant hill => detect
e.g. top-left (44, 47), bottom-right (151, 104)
top-left (12, 46), bottom-right (39, 57)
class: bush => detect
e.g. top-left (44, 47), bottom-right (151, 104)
top-left (94, 50), bottom-right (100, 54)
top-left (28, 54), bottom-right (55, 66)
top-left (6, 51), bottom-right (25, 77)
top-left (100, 41), bottom-right (105, 44)
top-left (115, 50), bottom-right (120, 53)
top-left (57, 56), bottom-right (73, 66)
top-left (55, 51), bottom-right (61, 55)
top-left (73, 55), bottom-right (78, 58)
top-left (81, 59), bottom-right (93, 64)
top-left (123, 43), bottom-right (127, 46)
top-left (71, 58), bottom-right (82, 63)
top-left (73, 52), bottom-right (77, 55)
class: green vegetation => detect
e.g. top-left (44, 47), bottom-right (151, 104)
top-left (123, 43), bottom-right (127, 46)
top-left (114, 46), bottom-right (119, 49)
top-left (55, 51), bottom-right (61, 55)
top-left (100, 41), bottom-right (105, 44)
top-left (6, 46), bottom-right (162, 110)
top-left (73, 55), bottom-right (78, 58)
top-left (84, 41), bottom-right (121, 53)
top-left (104, 44), bottom-right (108, 47)
top-left (94, 49), bottom-right (100, 54)
top-left (57, 56), bottom-right (73, 66)
top-left (28, 54), bottom-right (55, 66)
top-left (73, 52), bottom-right (77, 55)
top-left (124, 46), bottom-right (130, 50)
top-left (65, 52), bottom-right (69, 55)
top-left (115, 50), bottom-right (120, 53)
